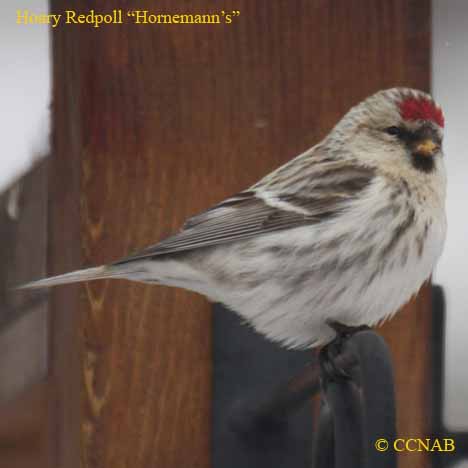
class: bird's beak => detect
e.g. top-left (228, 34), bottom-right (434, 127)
top-left (415, 139), bottom-right (439, 157)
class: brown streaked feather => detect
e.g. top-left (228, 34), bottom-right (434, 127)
top-left (114, 164), bottom-right (375, 265)
top-left (380, 206), bottom-right (416, 258)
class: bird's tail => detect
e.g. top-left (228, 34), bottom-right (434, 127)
top-left (16, 265), bottom-right (123, 290)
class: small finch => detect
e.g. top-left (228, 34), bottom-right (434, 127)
top-left (20, 88), bottom-right (447, 349)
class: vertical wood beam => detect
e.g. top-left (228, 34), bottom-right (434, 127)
top-left (50, 1), bottom-right (431, 467)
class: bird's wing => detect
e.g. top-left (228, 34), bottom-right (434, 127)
top-left (114, 162), bottom-right (375, 265)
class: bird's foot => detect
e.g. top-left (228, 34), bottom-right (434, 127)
top-left (326, 320), bottom-right (370, 339)
top-left (318, 320), bottom-right (370, 382)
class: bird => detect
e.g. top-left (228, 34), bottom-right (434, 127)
top-left (18, 88), bottom-right (447, 349)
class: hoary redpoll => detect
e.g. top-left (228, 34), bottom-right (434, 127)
top-left (20, 88), bottom-right (446, 349)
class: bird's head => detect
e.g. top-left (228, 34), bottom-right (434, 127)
top-left (331, 88), bottom-right (445, 174)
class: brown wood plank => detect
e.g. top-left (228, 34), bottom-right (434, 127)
top-left (49, 1), bottom-right (431, 467)
top-left (47, 6), bottom-right (86, 468)
top-left (380, 282), bottom-right (434, 468)
top-left (0, 381), bottom-right (48, 468)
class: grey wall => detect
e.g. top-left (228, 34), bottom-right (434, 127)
top-left (0, 1), bottom-right (50, 190)
top-left (432, 0), bottom-right (468, 437)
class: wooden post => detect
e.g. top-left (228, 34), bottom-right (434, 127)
top-left (46, 1), bottom-right (432, 467)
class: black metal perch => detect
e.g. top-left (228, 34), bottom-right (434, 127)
top-left (212, 306), bottom-right (397, 468)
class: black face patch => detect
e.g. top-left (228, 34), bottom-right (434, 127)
top-left (390, 124), bottom-right (439, 173)
top-left (411, 153), bottom-right (435, 173)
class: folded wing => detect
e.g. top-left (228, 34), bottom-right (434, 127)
top-left (114, 162), bottom-right (375, 265)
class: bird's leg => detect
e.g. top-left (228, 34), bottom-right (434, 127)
top-left (318, 320), bottom-right (370, 382)
top-left (326, 320), bottom-right (370, 338)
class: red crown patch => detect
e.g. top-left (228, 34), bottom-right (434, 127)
top-left (399, 97), bottom-right (444, 128)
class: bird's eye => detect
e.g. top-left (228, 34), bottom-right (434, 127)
top-left (385, 126), bottom-right (402, 137)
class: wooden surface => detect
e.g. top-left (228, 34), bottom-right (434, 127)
top-left (48, 1), bottom-right (432, 467)
top-left (0, 381), bottom-right (48, 468)
top-left (380, 282), bottom-right (434, 468)
top-left (48, 8), bottom-right (93, 468)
